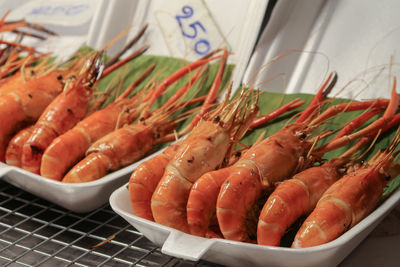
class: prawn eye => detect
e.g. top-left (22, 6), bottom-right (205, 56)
top-left (214, 115), bottom-right (221, 122)
top-left (297, 132), bottom-right (307, 139)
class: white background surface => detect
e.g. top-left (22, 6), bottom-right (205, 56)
top-left (244, 0), bottom-right (400, 100)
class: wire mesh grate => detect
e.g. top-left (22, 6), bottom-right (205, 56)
top-left (0, 180), bottom-right (221, 267)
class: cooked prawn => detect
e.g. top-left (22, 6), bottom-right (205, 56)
top-left (292, 132), bottom-right (400, 248)
top-left (150, 88), bottom-right (259, 233)
top-left (0, 23), bottom-right (151, 163)
top-left (0, 52), bottom-right (101, 162)
top-left (20, 52), bottom-right (104, 174)
top-left (215, 73), bottom-right (337, 242)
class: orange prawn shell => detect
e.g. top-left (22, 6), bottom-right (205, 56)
top-left (0, 72), bottom-right (25, 96)
top-left (21, 82), bottom-right (93, 173)
top-left (240, 123), bottom-right (312, 189)
top-left (257, 160), bottom-right (343, 246)
top-left (293, 158), bottom-right (345, 211)
top-left (129, 143), bottom-right (180, 221)
top-left (0, 71), bottom-right (64, 161)
top-left (187, 167), bottom-right (232, 237)
top-left (41, 100), bottom-right (140, 180)
top-left (320, 168), bottom-right (385, 227)
top-left (5, 125), bottom-right (35, 167)
top-left (168, 120), bottom-right (231, 183)
top-left (86, 123), bottom-right (155, 169)
top-left (13, 71), bottom-right (65, 119)
top-left (151, 120), bottom-right (232, 233)
top-left (216, 164), bottom-right (263, 241)
top-left (0, 70), bottom-right (53, 97)
top-left (41, 131), bottom-right (90, 180)
top-left (292, 167), bottom-right (386, 248)
top-left (0, 96), bottom-right (28, 161)
top-left (63, 123), bottom-right (156, 183)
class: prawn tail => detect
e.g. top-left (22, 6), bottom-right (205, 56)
top-left (62, 152), bottom-right (111, 183)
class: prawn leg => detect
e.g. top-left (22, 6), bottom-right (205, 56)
top-left (315, 77), bottom-right (399, 153)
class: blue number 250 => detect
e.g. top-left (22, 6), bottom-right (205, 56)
top-left (175, 5), bottom-right (211, 55)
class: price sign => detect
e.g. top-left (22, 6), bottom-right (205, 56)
top-left (156, 0), bottom-right (229, 60)
top-left (6, 0), bottom-right (97, 26)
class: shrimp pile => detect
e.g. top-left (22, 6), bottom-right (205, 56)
top-left (0, 36), bottom-right (235, 187)
top-left (0, 23), bottom-right (156, 174)
top-left (129, 87), bottom-right (304, 230)
top-left (128, 73), bottom-right (400, 248)
top-left (1, 43), bottom-right (145, 170)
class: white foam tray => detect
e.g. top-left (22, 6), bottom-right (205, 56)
top-left (110, 182), bottom-right (400, 267)
top-left (0, 149), bottom-right (165, 213)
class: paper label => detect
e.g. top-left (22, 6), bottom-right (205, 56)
top-left (7, 0), bottom-right (97, 27)
top-left (155, 0), bottom-right (230, 60)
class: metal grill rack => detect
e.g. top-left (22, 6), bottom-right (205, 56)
top-left (0, 180), bottom-right (220, 267)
